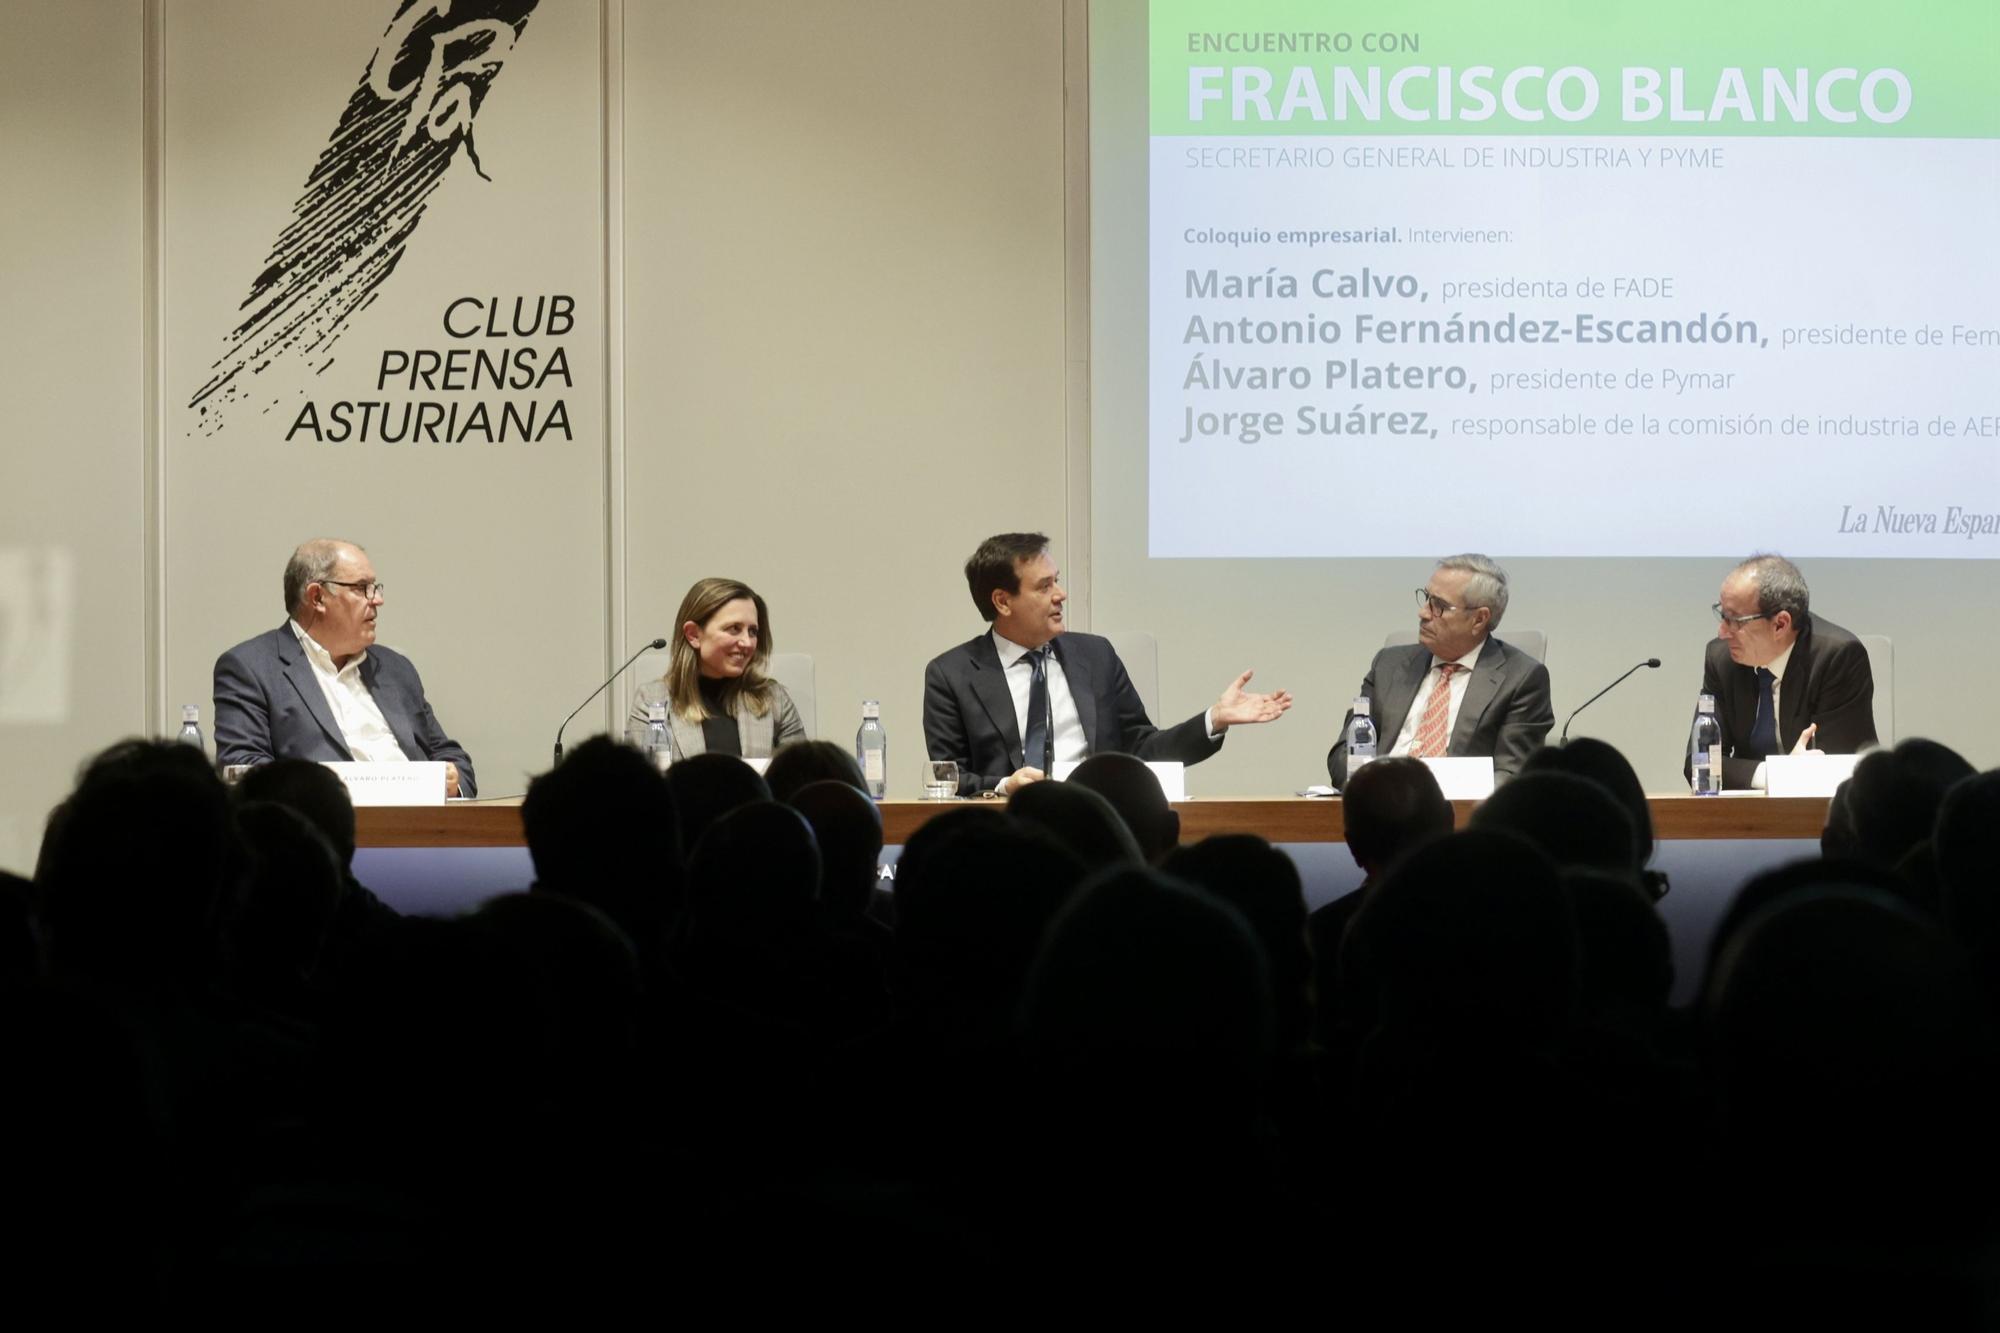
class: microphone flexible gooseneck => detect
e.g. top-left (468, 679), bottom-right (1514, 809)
top-left (1560, 657), bottom-right (1662, 744)
top-left (553, 637), bottom-right (669, 767)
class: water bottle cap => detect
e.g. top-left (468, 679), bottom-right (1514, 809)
top-left (647, 702), bottom-right (667, 722)
top-left (182, 704), bottom-right (200, 723)
top-left (862, 700), bottom-right (880, 720)
top-left (1352, 697), bottom-right (1370, 716)
top-left (1697, 693), bottom-right (1716, 712)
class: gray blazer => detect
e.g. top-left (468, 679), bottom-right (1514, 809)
top-left (1326, 634), bottom-right (1552, 788)
top-left (213, 623), bottom-right (476, 796)
top-left (627, 678), bottom-right (806, 761)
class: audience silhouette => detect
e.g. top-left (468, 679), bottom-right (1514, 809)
top-left (13, 729), bottom-right (2000, 1310)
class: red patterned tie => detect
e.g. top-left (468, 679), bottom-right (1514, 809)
top-left (1411, 663), bottom-right (1460, 759)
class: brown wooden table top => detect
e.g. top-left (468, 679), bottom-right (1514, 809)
top-left (355, 794), bottom-right (1829, 848)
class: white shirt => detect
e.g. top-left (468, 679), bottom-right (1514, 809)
top-left (289, 619), bottom-right (409, 764)
top-left (1748, 639), bottom-right (1798, 791)
top-left (992, 628), bottom-right (1088, 770)
top-left (1388, 639), bottom-right (1487, 757)
top-left (990, 629), bottom-right (1220, 792)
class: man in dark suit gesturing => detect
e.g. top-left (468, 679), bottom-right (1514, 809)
top-left (1689, 553), bottom-right (1875, 790)
top-left (923, 533), bottom-right (1291, 797)
top-left (214, 539), bottom-right (475, 797)
top-left (1327, 553), bottom-right (1553, 789)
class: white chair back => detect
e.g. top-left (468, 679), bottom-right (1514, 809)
top-left (1101, 631), bottom-right (1161, 722)
top-left (1858, 634), bottom-right (1893, 746)
top-left (767, 651), bottom-right (817, 738)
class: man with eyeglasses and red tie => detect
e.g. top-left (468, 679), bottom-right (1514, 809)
top-left (1326, 553), bottom-right (1553, 789)
top-left (214, 538), bottom-right (475, 796)
top-left (1687, 553), bottom-right (1875, 791)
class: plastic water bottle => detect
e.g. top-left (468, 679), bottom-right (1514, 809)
top-left (177, 704), bottom-right (205, 755)
top-left (1343, 697), bottom-right (1377, 786)
top-left (856, 700), bottom-right (888, 800)
top-left (1690, 693), bottom-right (1722, 795)
top-left (643, 701), bottom-right (672, 775)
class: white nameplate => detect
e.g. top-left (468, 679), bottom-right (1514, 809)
top-left (321, 761), bottom-right (448, 806)
top-left (1051, 760), bottom-right (1188, 802)
top-left (1764, 752), bottom-right (1862, 798)
top-left (1420, 756), bottom-right (1496, 800)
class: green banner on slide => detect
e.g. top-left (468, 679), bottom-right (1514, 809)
top-left (1150, 0), bottom-right (2000, 137)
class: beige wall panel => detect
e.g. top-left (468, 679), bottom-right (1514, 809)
top-left (163, 0), bottom-right (608, 799)
top-left (621, 1), bottom-right (1070, 793)
top-left (0, 0), bottom-right (145, 873)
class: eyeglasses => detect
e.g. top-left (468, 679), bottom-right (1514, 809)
top-left (321, 579), bottom-right (386, 601)
top-left (1711, 602), bottom-right (1768, 627)
top-left (1415, 588), bottom-right (1469, 617)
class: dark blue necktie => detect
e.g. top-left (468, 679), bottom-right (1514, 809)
top-left (1749, 667), bottom-right (1778, 756)
top-left (1023, 646), bottom-right (1052, 772)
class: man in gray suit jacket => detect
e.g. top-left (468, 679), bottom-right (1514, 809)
top-left (214, 539), bottom-right (475, 797)
top-left (924, 533), bottom-right (1291, 797)
top-left (1327, 554), bottom-right (1552, 789)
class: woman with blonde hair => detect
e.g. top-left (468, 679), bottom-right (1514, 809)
top-left (629, 577), bottom-right (806, 759)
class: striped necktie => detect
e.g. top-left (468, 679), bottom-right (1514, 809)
top-left (1411, 662), bottom-right (1460, 759)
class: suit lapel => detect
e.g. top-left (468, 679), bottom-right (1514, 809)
top-left (969, 635), bottom-right (1025, 767)
top-left (278, 631), bottom-right (353, 760)
top-left (1778, 625), bottom-right (1814, 748)
top-left (1053, 637), bottom-right (1097, 752)
top-left (1450, 638), bottom-right (1505, 754)
top-left (739, 705), bottom-right (774, 756)
top-left (1375, 646), bottom-right (1427, 749)
top-left (359, 654), bottom-right (420, 759)
top-left (670, 713), bottom-right (704, 761)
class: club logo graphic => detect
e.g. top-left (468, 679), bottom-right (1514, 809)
top-left (190, 0), bottom-right (542, 433)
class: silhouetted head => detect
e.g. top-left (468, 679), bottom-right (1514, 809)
top-left (686, 800), bottom-right (822, 938)
top-left (1705, 885), bottom-right (1988, 1186)
top-left (1935, 770), bottom-right (2000, 955)
top-left (1164, 835), bottom-right (1311, 1049)
top-left (1007, 779), bottom-right (1143, 872)
top-left (764, 739), bottom-right (867, 804)
top-left (37, 739), bottom-right (233, 987)
top-left (1822, 777), bottom-right (1860, 860)
top-left (235, 757), bottom-right (357, 867)
top-left (522, 736), bottom-right (681, 950)
top-left (1845, 738), bottom-right (1975, 871)
top-left (892, 807), bottom-right (1086, 1032)
top-left (1524, 737), bottom-right (1654, 870)
top-left (787, 779), bottom-right (883, 919)
top-left (1020, 867), bottom-right (1273, 1158)
top-left (1068, 754), bottom-right (1181, 862)
top-left (666, 752), bottom-right (771, 854)
top-left (469, 892), bottom-right (642, 1120)
top-left (231, 800), bottom-right (347, 996)
top-left (1345, 830), bottom-right (1575, 1045)
top-left (1560, 869), bottom-right (1672, 1027)
top-left (1341, 756), bottom-right (1454, 879)
top-left (1706, 856), bottom-right (1912, 991)
top-left (1470, 770), bottom-right (1638, 880)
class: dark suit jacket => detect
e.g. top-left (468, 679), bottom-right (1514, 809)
top-left (1326, 635), bottom-right (1553, 788)
top-left (922, 630), bottom-right (1223, 796)
top-left (213, 624), bottom-right (477, 796)
top-left (1689, 613), bottom-right (1876, 790)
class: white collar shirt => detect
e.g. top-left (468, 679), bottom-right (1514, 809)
top-left (289, 619), bottom-right (409, 764)
top-left (1388, 638), bottom-right (1488, 758)
top-left (992, 628), bottom-right (1088, 769)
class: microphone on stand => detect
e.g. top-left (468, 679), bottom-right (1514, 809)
top-left (1560, 657), bottom-right (1661, 744)
top-left (553, 637), bottom-right (669, 767)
